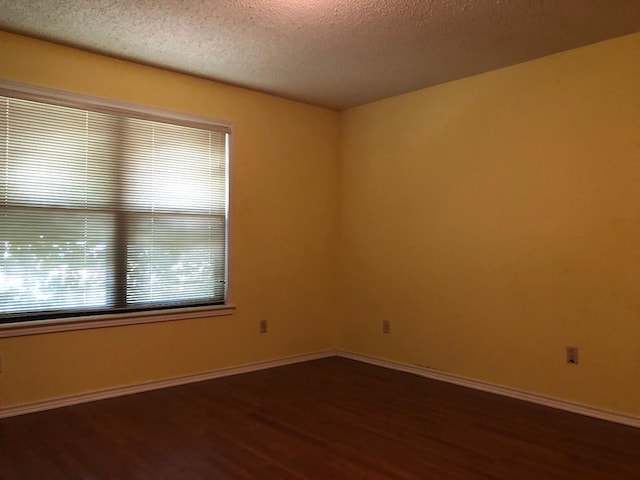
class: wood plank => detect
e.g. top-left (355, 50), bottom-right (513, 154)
top-left (1, 357), bottom-right (639, 479)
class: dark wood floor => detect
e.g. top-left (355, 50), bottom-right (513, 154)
top-left (1, 357), bottom-right (639, 479)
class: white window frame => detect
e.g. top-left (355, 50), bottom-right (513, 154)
top-left (0, 80), bottom-right (235, 338)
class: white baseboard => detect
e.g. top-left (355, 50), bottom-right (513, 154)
top-left (3, 348), bottom-right (638, 429)
top-left (337, 350), bottom-right (640, 429)
top-left (0, 350), bottom-right (336, 419)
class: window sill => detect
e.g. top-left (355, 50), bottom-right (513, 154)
top-left (0, 304), bottom-right (236, 338)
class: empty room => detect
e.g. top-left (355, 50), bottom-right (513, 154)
top-left (1, 1), bottom-right (639, 478)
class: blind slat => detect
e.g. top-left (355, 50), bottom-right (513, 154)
top-left (1, 94), bottom-right (228, 321)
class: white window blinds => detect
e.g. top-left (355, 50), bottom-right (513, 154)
top-left (1, 93), bottom-right (229, 321)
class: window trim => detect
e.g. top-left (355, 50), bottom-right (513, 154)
top-left (0, 80), bottom-right (235, 338)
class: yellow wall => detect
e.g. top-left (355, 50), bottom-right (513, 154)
top-left (0, 31), bottom-right (340, 407)
top-left (2, 30), bottom-right (640, 418)
top-left (338, 32), bottom-right (640, 415)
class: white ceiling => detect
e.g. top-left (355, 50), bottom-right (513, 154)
top-left (1, 1), bottom-right (639, 110)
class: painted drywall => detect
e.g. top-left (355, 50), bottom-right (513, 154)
top-left (0, 31), bottom-right (340, 407)
top-left (338, 33), bottom-right (640, 416)
top-left (2, 30), bottom-right (639, 419)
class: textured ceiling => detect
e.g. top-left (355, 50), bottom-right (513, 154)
top-left (1, 1), bottom-right (639, 110)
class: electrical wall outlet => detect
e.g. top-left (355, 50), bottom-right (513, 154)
top-left (566, 346), bottom-right (579, 364)
top-left (382, 320), bottom-right (390, 334)
top-left (259, 319), bottom-right (268, 334)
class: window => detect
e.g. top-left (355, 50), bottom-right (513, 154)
top-left (0, 82), bottom-right (232, 333)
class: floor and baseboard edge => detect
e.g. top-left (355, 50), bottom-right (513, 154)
top-left (3, 349), bottom-right (638, 429)
top-left (0, 350), bottom-right (336, 418)
top-left (337, 350), bottom-right (640, 429)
